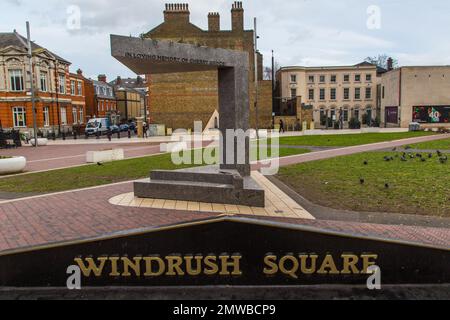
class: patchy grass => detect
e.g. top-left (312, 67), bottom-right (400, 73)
top-left (411, 138), bottom-right (450, 150)
top-left (277, 151), bottom-right (450, 217)
top-left (276, 131), bottom-right (434, 147)
top-left (0, 147), bottom-right (309, 194)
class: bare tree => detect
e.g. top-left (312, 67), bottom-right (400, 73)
top-left (365, 54), bottom-right (398, 69)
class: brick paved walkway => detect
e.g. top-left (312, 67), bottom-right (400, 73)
top-left (0, 180), bottom-right (449, 254)
top-left (0, 133), bottom-right (449, 254)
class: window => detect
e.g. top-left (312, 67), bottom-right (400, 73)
top-left (330, 88), bottom-right (336, 100)
top-left (344, 74), bottom-right (350, 82)
top-left (70, 80), bottom-right (76, 95)
top-left (319, 75), bottom-right (326, 83)
top-left (308, 89), bottom-right (314, 100)
top-left (79, 108), bottom-right (84, 124)
top-left (95, 86), bottom-right (99, 95)
top-left (344, 88), bottom-right (350, 100)
top-left (330, 109), bottom-right (336, 121)
top-left (343, 109), bottom-right (349, 122)
top-left (330, 75), bottom-right (337, 83)
top-left (77, 81), bottom-right (83, 96)
top-left (355, 88), bottom-right (361, 100)
top-left (308, 75), bottom-right (315, 83)
top-left (12, 107), bottom-right (26, 127)
top-left (40, 72), bottom-right (48, 92)
top-left (355, 74), bottom-right (361, 82)
top-left (354, 108), bottom-right (360, 120)
top-left (72, 107), bottom-right (78, 124)
top-left (102, 87), bottom-right (106, 95)
top-left (60, 107), bottom-right (67, 125)
top-left (366, 74), bottom-right (372, 82)
top-left (290, 75), bottom-right (297, 83)
top-left (9, 70), bottom-right (24, 91)
top-left (58, 74), bottom-right (66, 94)
top-left (319, 88), bottom-right (325, 101)
top-left (291, 88), bottom-right (297, 98)
top-left (365, 87), bottom-right (372, 99)
top-left (43, 106), bottom-right (50, 127)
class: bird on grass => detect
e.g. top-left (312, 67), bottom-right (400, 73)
top-left (405, 145), bottom-right (412, 150)
top-left (437, 150), bottom-right (443, 157)
top-left (97, 162), bottom-right (104, 166)
top-left (385, 183), bottom-right (390, 189)
top-left (428, 153), bottom-right (433, 159)
top-left (440, 156), bottom-right (448, 164)
top-left (392, 147), bottom-right (397, 152)
top-left (416, 153), bottom-right (423, 158)
top-left (363, 160), bottom-right (369, 166)
top-left (400, 155), bottom-right (408, 162)
top-left (421, 158), bottom-right (427, 163)
top-left (360, 178), bottom-right (365, 185)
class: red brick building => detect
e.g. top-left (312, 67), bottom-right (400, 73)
top-left (82, 75), bottom-right (118, 122)
top-left (0, 32), bottom-right (86, 135)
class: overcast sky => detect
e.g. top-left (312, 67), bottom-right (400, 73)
top-left (2, 0), bottom-right (450, 79)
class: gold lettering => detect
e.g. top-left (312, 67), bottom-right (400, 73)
top-left (299, 254), bottom-right (318, 274)
top-left (361, 254), bottom-right (378, 274)
top-left (109, 257), bottom-right (121, 277)
top-left (166, 256), bottom-right (185, 276)
top-left (263, 255), bottom-right (279, 275)
top-left (219, 255), bottom-right (242, 276)
top-left (121, 257), bottom-right (142, 277)
top-left (185, 256), bottom-right (203, 276)
top-left (341, 254), bottom-right (360, 274)
top-left (279, 255), bottom-right (299, 279)
top-left (143, 257), bottom-right (166, 276)
top-left (74, 257), bottom-right (108, 277)
top-left (204, 256), bottom-right (219, 275)
top-left (317, 255), bottom-right (340, 274)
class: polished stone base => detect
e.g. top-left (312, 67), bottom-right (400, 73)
top-left (134, 166), bottom-right (265, 208)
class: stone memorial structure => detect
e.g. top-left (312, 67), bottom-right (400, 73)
top-left (110, 35), bottom-right (265, 207)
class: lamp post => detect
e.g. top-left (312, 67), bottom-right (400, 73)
top-left (254, 17), bottom-right (259, 139)
top-left (14, 22), bottom-right (38, 147)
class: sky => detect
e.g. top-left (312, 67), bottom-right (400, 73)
top-left (2, 0), bottom-right (450, 80)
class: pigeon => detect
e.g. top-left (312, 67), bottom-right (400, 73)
top-left (416, 153), bottom-right (422, 158)
top-left (97, 162), bottom-right (104, 166)
top-left (428, 153), bottom-right (433, 159)
top-left (363, 161), bottom-right (369, 166)
top-left (392, 147), bottom-right (397, 152)
top-left (385, 183), bottom-right (390, 189)
top-left (440, 156), bottom-right (448, 164)
top-left (401, 156), bottom-right (408, 162)
top-left (360, 178), bottom-right (365, 185)
top-left (437, 150), bottom-right (443, 157)
top-left (405, 145), bottom-right (412, 150)
top-left (384, 156), bottom-right (391, 162)
top-left (421, 158), bottom-right (427, 162)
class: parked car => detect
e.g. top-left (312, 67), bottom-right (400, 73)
top-left (120, 124), bottom-right (130, 132)
top-left (110, 125), bottom-right (120, 134)
top-left (85, 118), bottom-right (111, 136)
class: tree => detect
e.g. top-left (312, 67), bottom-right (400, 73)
top-left (365, 54), bottom-right (398, 70)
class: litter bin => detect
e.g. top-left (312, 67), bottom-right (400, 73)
top-left (409, 122), bottom-right (421, 132)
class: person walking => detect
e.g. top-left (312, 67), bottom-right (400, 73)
top-left (143, 121), bottom-right (148, 139)
top-left (279, 119), bottom-right (285, 134)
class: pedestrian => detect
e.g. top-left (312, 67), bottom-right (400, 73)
top-left (294, 118), bottom-right (301, 131)
top-left (279, 119), bottom-right (285, 133)
top-left (143, 121), bottom-right (148, 138)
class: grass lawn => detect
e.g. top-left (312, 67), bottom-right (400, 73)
top-left (411, 138), bottom-right (450, 150)
top-left (0, 147), bottom-right (309, 194)
top-left (276, 131), bottom-right (434, 147)
top-left (277, 151), bottom-right (450, 217)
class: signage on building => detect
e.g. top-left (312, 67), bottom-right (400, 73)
top-left (413, 106), bottom-right (450, 124)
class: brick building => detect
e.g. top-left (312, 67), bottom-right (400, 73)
top-left (0, 32), bottom-right (85, 135)
top-left (83, 74), bottom-right (118, 123)
top-left (143, 2), bottom-right (273, 131)
top-left (110, 76), bottom-right (149, 122)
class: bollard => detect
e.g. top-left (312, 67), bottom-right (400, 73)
top-left (117, 131), bottom-right (121, 139)
top-left (107, 130), bottom-right (112, 142)
top-left (85, 132), bottom-right (89, 139)
top-left (52, 132), bottom-right (56, 141)
top-left (96, 131), bottom-right (100, 140)
top-left (128, 129), bottom-right (131, 139)
top-left (62, 132), bottom-right (66, 141)
top-left (74, 131), bottom-right (78, 140)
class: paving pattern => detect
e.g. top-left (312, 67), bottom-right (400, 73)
top-left (0, 133), bottom-right (449, 254)
top-left (109, 172), bottom-right (315, 220)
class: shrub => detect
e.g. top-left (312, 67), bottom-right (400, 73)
top-left (349, 117), bottom-right (361, 129)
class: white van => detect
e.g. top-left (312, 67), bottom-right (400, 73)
top-left (85, 118), bottom-right (111, 136)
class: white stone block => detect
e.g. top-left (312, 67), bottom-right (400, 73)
top-left (86, 149), bottom-right (124, 163)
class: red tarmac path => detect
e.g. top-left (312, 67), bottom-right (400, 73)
top-left (0, 133), bottom-right (449, 253)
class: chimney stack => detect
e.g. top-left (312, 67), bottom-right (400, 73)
top-left (76, 69), bottom-right (83, 76)
top-left (164, 3), bottom-right (190, 24)
top-left (98, 74), bottom-right (107, 82)
top-left (231, 1), bottom-right (244, 32)
top-left (116, 76), bottom-right (122, 85)
top-left (387, 57), bottom-right (394, 71)
top-left (208, 12), bottom-right (220, 32)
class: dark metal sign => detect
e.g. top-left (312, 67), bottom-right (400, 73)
top-left (0, 217), bottom-right (448, 287)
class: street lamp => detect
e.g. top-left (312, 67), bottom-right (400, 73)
top-left (14, 22), bottom-right (38, 148)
